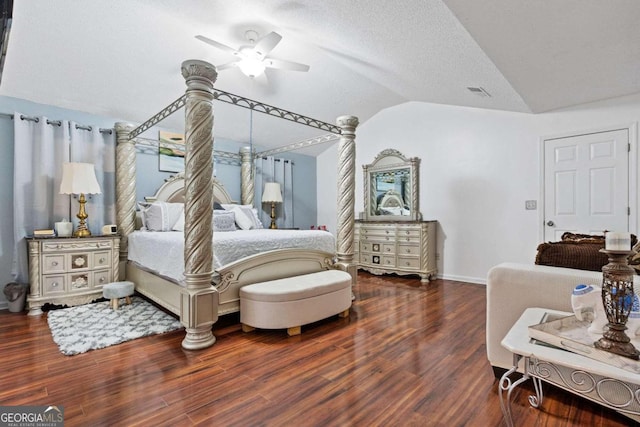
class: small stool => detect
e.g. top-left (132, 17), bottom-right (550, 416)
top-left (103, 281), bottom-right (134, 310)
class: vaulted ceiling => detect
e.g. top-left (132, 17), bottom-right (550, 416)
top-left (1, 0), bottom-right (639, 155)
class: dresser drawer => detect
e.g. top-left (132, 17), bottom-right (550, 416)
top-left (398, 244), bottom-right (420, 256)
top-left (397, 257), bottom-right (420, 269)
top-left (93, 251), bottom-right (111, 269)
top-left (69, 273), bottom-right (90, 290)
top-left (382, 244), bottom-right (395, 254)
top-left (361, 234), bottom-right (394, 243)
top-left (93, 270), bottom-right (111, 288)
top-left (70, 253), bottom-right (90, 271)
top-left (381, 256), bottom-right (396, 267)
top-left (360, 254), bottom-right (373, 264)
top-left (42, 254), bottom-right (65, 274)
top-left (43, 275), bottom-right (66, 294)
top-left (360, 226), bottom-right (396, 237)
top-left (397, 228), bottom-right (422, 238)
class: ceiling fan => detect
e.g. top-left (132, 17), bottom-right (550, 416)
top-left (195, 30), bottom-right (310, 78)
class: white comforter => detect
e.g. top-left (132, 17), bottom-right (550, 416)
top-left (128, 229), bottom-right (335, 284)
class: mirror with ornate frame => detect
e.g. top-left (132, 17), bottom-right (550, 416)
top-left (363, 149), bottom-right (421, 221)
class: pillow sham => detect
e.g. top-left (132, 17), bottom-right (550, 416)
top-left (221, 204), bottom-right (264, 229)
top-left (213, 210), bottom-right (237, 232)
top-left (139, 201), bottom-right (184, 231)
top-left (228, 205), bottom-right (254, 230)
top-left (172, 210), bottom-right (237, 232)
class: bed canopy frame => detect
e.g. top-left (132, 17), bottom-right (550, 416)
top-left (114, 60), bottom-right (358, 350)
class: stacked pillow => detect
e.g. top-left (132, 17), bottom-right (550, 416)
top-left (138, 201), bottom-right (264, 232)
top-left (221, 204), bottom-right (264, 230)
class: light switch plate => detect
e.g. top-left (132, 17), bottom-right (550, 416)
top-left (525, 200), bottom-right (537, 210)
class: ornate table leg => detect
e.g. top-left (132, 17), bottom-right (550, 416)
top-left (499, 354), bottom-right (530, 427)
top-left (529, 376), bottom-right (544, 408)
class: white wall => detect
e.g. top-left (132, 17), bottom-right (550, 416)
top-left (318, 93), bottom-right (640, 284)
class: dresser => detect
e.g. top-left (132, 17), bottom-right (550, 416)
top-left (26, 235), bottom-right (120, 315)
top-left (354, 220), bottom-right (437, 283)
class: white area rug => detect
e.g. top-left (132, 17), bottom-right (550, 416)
top-left (47, 296), bottom-right (182, 356)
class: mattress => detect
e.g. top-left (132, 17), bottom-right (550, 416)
top-left (128, 229), bottom-right (336, 284)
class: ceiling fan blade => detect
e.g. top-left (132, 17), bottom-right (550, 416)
top-left (264, 57), bottom-right (310, 72)
top-left (253, 31), bottom-right (282, 58)
top-left (195, 35), bottom-right (239, 56)
top-left (216, 61), bottom-right (239, 71)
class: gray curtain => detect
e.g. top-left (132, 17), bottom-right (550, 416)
top-left (12, 115), bottom-right (115, 283)
top-left (255, 156), bottom-right (294, 228)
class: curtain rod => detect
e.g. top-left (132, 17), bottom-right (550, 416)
top-left (260, 156), bottom-right (294, 165)
top-left (0, 112), bottom-right (113, 134)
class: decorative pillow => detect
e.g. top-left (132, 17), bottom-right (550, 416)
top-left (214, 201), bottom-right (224, 210)
top-left (535, 232), bottom-right (638, 272)
top-left (227, 205), bottom-right (254, 230)
top-left (213, 210), bottom-right (236, 232)
top-left (221, 204), bottom-right (264, 229)
top-left (172, 213), bottom-right (185, 232)
top-left (138, 201), bottom-right (184, 231)
top-left (172, 210), bottom-right (237, 232)
top-left (535, 241), bottom-right (607, 272)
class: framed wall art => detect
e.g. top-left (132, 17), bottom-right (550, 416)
top-left (159, 131), bottom-right (185, 172)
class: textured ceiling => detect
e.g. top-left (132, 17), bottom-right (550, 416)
top-left (1, 0), bottom-right (639, 155)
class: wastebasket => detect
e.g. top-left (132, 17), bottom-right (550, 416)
top-left (4, 282), bottom-right (28, 313)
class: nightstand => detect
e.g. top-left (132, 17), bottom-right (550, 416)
top-left (26, 235), bottom-right (120, 315)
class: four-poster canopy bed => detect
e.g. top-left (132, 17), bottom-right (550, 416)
top-left (114, 60), bottom-right (358, 350)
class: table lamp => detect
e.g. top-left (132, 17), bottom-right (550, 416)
top-left (59, 162), bottom-right (102, 237)
top-left (262, 182), bottom-right (283, 229)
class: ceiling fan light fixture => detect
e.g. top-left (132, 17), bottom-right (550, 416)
top-left (238, 57), bottom-right (266, 78)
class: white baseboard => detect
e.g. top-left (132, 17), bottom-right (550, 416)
top-left (435, 273), bottom-right (486, 285)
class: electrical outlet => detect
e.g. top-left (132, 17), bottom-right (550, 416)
top-left (525, 200), bottom-right (537, 210)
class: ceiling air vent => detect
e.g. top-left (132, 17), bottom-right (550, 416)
top-left (467, 86), bottom-right (491, 97)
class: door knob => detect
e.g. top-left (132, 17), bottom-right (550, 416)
top-left (546, 220), bottom-right (555, 227)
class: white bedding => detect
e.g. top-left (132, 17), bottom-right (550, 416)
top-left (128, 229), bottom-right (336, 284)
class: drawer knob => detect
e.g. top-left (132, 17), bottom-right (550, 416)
top-left (99, 277), bottom-right (105, 283)
top-left (385, 237), bottom-right (389, 240)
top-left (406, 249), bottom-right (410, 253)
top-left (406, 262), bottom-right (410, 266)
top-left (51, 261), bottom-right (58, 266)
top-left (99, 257), bottom-right (106, 263)
top-left (406, 231), bottom-right (410, 234)
top-left (51, 282), bottom-right (58, 287)
top-left (406, 238), bottom-right (410, 241)
top-left (385, 230), bottom-right (389, 234)
top-left (386, 248), bottom-right (391, 252)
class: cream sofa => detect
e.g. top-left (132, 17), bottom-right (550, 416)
top-left (485, 262), bottom-right (604, 377)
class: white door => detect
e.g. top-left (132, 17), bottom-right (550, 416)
top-left (544, 129), bottom-right (629, 242)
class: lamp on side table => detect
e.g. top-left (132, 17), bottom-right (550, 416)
top-left (262, 182), bottom-right (283, 229)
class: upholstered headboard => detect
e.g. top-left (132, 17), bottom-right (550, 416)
top-left (144, 172), bottom-right (235, 204)
top-left (135, 173), bottom-right (236, 229)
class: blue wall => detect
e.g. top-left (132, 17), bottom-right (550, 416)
top-left (0, 96), bottom-right (317, 308)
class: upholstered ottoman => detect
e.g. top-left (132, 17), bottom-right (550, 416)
top-left (240, 270), bottom-right (352, 336)
top-left (102, 281), bottom-right (134, 310)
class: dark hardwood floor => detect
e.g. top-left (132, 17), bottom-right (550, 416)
top-left (0, 272), bottom-right (635, 426)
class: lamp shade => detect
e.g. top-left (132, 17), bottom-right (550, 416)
top-left (59, 162), bottom-right (102, 195)
top-left (262, 182), bottom-right (283, 203)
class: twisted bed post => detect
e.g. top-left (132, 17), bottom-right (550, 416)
top-left (115, 122), bottom-right (136, 280)
top-left (180, 59), bottom-right (218, 350)
top-left (335, 116), bottom-right (359, 284)
top-left (240, 146), bottom-right (254, 205)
